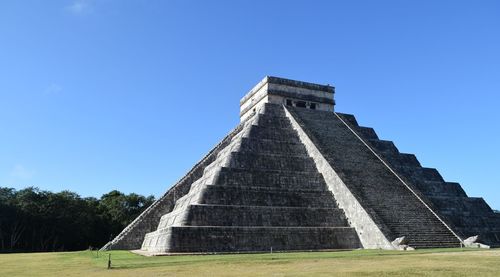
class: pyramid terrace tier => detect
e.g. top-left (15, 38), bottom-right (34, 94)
top-left (226, 152), bottom-right (319, 172)
top-left (215, 167), bottom-right (330, 191)
top-left (235, 137), bottom-right (309, 156)
top-left (198, 185), bottom-right (338, 207)
top-left (160, 204), bottom-right (349, 227)
top-left (142, 226), bottom-right (361, 253)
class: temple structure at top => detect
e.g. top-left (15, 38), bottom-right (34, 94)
top-left (240, 76), bottom-right (335, 121)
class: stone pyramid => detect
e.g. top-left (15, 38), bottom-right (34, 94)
top-left (102, 76), bottom-right (500, 253)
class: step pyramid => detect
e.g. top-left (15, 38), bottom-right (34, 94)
top-left (102, 76), bottom-right (500, 253)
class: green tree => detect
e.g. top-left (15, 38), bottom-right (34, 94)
top-left (99, 190), bottom-right (155, 239)
top-left (0, 187), bottom-right (154, 252)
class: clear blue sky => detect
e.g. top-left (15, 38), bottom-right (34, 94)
top-left (1, 1), bottom-right (499, 209)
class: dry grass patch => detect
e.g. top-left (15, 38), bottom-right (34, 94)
top-left (1, 248), bottom-right (499, 276)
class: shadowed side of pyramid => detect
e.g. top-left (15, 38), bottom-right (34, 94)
top-left (336, 113), bottom-right (500, 247)
top-left (287, 107), bottom-right (462, 249)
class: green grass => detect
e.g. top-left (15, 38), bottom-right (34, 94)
top-left (1, 248), bottom-right (499, 276)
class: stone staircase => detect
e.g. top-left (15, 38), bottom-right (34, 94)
top-left (288, 107), bottom-right (462, 249)
top-left (139, 104), bottom-right (361, 253)
top-left (336, 113), bottom-right (500, 247)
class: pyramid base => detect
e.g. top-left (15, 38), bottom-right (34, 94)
top-left (142, 226), bottom-right (362, 254)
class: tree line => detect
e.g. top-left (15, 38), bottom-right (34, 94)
top-left (0, 187), bottom-right (154, 252)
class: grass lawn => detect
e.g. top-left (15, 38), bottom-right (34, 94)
top-left (1, 248), bottom-right (499, 276)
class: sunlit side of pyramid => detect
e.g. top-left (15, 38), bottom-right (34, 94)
top-left (103, 76), bottom-right (500, 253)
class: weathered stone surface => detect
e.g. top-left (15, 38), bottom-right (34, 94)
top-left (143, 226), bottom-right (360, 253)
